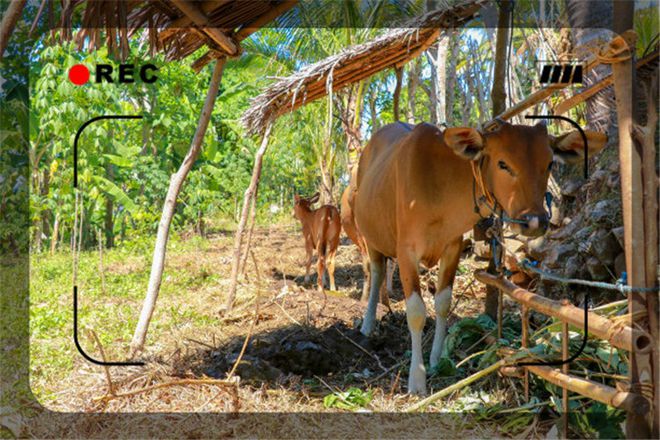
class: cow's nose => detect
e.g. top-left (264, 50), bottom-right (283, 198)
top-left (520, 214), bottom-right (549, 237)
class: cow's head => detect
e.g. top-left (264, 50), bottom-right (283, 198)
top-left (293, 192), bottom-right (320, 219)
top-left (444, 122), bottom-right (607, 237)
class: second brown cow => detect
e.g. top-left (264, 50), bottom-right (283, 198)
top-left (293, 192), bottom-right (341, 292)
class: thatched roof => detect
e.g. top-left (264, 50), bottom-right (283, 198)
top-left (58, 1), bottom-right (297, 71)
top-left (241, 0), bottom-right (483, 135)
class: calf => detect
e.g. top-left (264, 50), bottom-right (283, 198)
top-left (293, 192), bottom-right (341, 291)
top-left (354, 121), bottom-right (606, 394)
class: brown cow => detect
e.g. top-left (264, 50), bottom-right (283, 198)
top-left (341, 169), bottom-right (394, 309)
top-left (355, 121), bottom-right (606, 394)
top-left (293, 192), bottom-right (341, 292)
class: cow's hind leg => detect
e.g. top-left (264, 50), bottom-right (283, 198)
top-left (327, 247), bottom-right (337, 291)
top-left (304, 244), bottom-right (313, 285)
top-left (398, 248), bottom-right (426, 395)
top-left (379, 259), bottom-right (394, 312)
top-left (317, 247), bottom-right (326, 292)
top-left (360, 249), bottom-right (385, 336)
top-left (360, 253), bottom-right (370, 302)
top-left (430, 238), bottom-right (462, 369)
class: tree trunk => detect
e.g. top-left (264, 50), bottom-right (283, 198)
top-left (406, 57), bottom-right (421, 123)
top-left (491, 0), bottom-right (511, 117)
top-left (104, 159), bottom-right (114, 248)
top-left (225, 122), bottom-right (273, 312)
top-left (435, 36), bottom-right (448, 124)
top-left (50, 213), bottom-right (59, 255)
top-left (368, 85), bottom-right (380, 133)
top-left (566, 0), bottom-right (614, 132)
top-left (338, 84), bottom-right (363, 170)
top-left (0, 0), bottom-right (26, 59)
top-left (318, 135), bottom-right (335, 205)
top-left (445, 33), bottom-right (459, 126)
top-left (130, 58), bottom-right (226, 355)
top-left (485, 0), bottom-right (512, 320)
top-left (393, 66), bottom-right (403, 121)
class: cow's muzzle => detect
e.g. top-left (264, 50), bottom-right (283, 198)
top-left (515, 213), bottom-right (549, 237)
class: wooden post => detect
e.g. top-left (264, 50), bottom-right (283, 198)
top-left (521, 304), bottom-right (529, 402)
top-left (561, 299), bottom-right (570, 439)
top-left (609, 20), bottom-right (655, 435)
top-left (130, 58), bottom-right (226, 355)
top-left (225, 123), bottom-right (273, 312)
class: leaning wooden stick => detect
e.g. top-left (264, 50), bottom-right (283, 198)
top-left (405, 351), bottom-right (529, 412)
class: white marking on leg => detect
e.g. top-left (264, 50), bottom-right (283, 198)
top-left (430, 287), bottom-right (452, 369)
top-left (406, 292), bottom-right (427, 395)
top-left (360, 261), bottom-right (383, 336)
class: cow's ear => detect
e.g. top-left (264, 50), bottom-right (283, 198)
top-left (443, 127), bottom-right (485, 160)
top-left (308, 192), bottom-right (320, 204)
top-left (550, 130), bottom-right (607, 164)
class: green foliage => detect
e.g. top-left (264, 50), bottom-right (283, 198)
top-left (323, 387), bottom-right (373, 410)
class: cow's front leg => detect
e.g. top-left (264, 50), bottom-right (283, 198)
top-left (398, 249), bottom-right (426, 395)
top-left (430, 238), bottom-right (462, 369)
top-left (360, 249), bottom-right (385, 336)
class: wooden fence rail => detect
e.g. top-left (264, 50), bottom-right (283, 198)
top-left (474, 271), bottom-right (653, 354)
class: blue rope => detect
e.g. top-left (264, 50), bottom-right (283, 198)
top-left (520, 259), bottom-right (659, 294)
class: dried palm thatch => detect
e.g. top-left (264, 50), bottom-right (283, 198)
top-left (241, 0), bottom-right (484, 135)
top-left (50, 0), bottom-right (297, 70)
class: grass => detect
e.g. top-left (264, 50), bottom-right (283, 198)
top-left (28, 230), bottom-right (236, 406)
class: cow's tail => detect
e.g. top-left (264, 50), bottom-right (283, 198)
top-left (318, 209), bottom-right (330, 259)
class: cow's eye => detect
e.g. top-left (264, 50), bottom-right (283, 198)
top-left (547, 161), bottom-right (554, 171)
top-left (498, 160), bottom-right (513, 175)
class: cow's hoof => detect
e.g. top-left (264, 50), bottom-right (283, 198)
top-left (360, 320), bottom-right (375, 337)
top-left (408, 367), bottom-right (427, 395)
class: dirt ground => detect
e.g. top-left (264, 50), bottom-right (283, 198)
top-left (25, 224), bottom-right (545, 438)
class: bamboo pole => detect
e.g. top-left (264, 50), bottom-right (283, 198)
top-left (608, 26), bottom-right (655, 437)
top-left (522, 304), bottom-right (530, 401)
top-left (474, 271), bottom-right (652, 354)
top-left (225, 123), bottom-right (273, 312)
top-left (561, 303), bottom-right (570, 439)
top-left (554, 51), bottom-right (658, 116)
top-left (482, 48), bottom-right (605, 131)
top-left (525, 364), bottom-right (650, 416)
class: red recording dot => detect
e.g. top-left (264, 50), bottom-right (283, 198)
top-left (68, 64), bottom-right (90, 85)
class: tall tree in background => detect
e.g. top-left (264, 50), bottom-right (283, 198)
top-left (491, 0), bottom-right (512, 116)
top-left (566, 0), bottom-right (614, 132)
